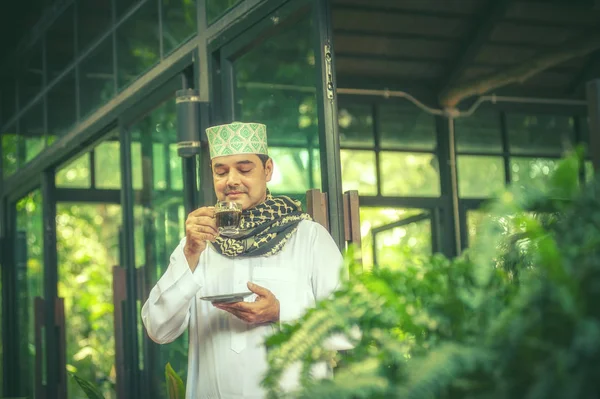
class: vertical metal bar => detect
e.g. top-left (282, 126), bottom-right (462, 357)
top-left (199, 102), bottom-right (215, 206)
top-left (119, 126), bottom-right (141, 399)
top-left (138, 129), bottom-right (156, 399)
top-left (573, 116), bottom-right (586, 184)
top-left (112, 0), bottom-right (118, 93)
top-left (15, 230), bottom-right (28, 397)
top-left (74, 1), bottom-right (81, 122)
top-left (41, 168), bottom-right (60, 398)
top-left (158, 0), bottom-right (164, 59)
top-left (447, 116), bottom-right (461, 255)
top-left (307, 136), bottom-right (315, 189)
top-left (500, 111), bottom-right (511, 185)
top-left (90, 149), bottom-right (97, 188)
top-left (586, 79), bottom-right (600, 172)
top-left (313, 0), bottom-right (345, 249)
top-left (16, 119), bottom-right (25, 169)
top-left (373, 103), bottom-right (382, 196)
top-left (180, 70), bottom-right (200, 213)
top-left (435, 115), bottom-right (459, 258)
top-left (42, 35), bottom-right (49, 148)
top-left (1, 197), bottom-right (18, 397)
top-left (371, 231), bottom-right (378, 268)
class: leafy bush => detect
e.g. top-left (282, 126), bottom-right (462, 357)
top-left (263, 151), bottom-right (600, 399)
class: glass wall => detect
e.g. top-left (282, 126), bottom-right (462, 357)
top-left (455, 109), bottom-right (590, 247)
top-left (228, 10), bottom-right (321, 204)
top-left (337, 99), bottom-right (440, 269)
top-left (129, 99), bottom-right (187, 399)
top-left (57, 202), bottom-right (121, 399)
top-left (0, 0), bottom-right (197, 178)
top-left (16, 190), bottom-right (44, 399)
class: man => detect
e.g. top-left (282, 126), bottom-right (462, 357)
top-left (141, 121), bottom-right (346, 399)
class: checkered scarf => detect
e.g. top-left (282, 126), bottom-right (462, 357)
top-left (212, 191), bottom-right (311, 257)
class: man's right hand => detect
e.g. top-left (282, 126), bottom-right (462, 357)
top-left (184, 206), bottom-right (218, 272)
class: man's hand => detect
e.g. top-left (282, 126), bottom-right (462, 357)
top-left (184, 206), bottom-right (218, 272)
top-left (213, 282), bottom-right (280, 324)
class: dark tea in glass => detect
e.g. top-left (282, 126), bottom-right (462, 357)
top-left (215, 201), bottom-right (242, 236)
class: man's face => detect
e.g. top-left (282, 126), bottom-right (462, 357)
top-left (212, 154), bottom-right (273, 210)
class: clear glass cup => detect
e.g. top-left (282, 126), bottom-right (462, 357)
top-left (214, 201), bottom-right (242, 236)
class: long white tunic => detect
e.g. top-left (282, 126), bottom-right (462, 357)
top-left (141, 220), bottom-right (344, 399)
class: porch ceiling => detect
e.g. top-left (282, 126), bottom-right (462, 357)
top-left (332, 0), bottom-right (600, 102)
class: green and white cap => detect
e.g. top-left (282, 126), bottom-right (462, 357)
top-left (206, 121), bottom-right (268, 159)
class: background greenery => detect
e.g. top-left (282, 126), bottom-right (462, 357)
top-left (263, 151), bottom-right (600, 399)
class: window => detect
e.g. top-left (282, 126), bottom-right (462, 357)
top-left (232, 12), bottom-right (321, 198)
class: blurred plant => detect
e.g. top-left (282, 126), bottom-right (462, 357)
top-left (263, 150), bottom-right (600, 399)
top-left (73, 363), bottom-right (186, 399)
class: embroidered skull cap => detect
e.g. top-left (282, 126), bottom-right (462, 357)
top-left (206, 121), bottom-right (268, 159)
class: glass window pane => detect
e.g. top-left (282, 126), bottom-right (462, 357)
top-left (2, 124), bottom-right (18, 178)
top-left (507, 114), bottom-right (575, 155)
top-left (380, 151), bottom-right (440, 197)
top-left (233, 12), bottom-right (321, 190)
top-left (455, 109), bottom-right (502, 153)
top-left (152, 143), bottom-right (167, 190)
top-left (47, 5), bottom-right (75, 79)
top-left (379, 103), bottom-right (436, 150)
top-left (359, 207), bottom-right (431, 270)
top-left (95, 140), bottom-right (121, 189)
top-left (77, 0), bottom-right (113, 52)
top-left (207, 0), bottom-right (241, 25)
top-left (57, 203), bottom-right (120, 399)
top-left (340, 149), bottom-right (377, 195)
top-left (234, 13), bottom-right (317, 148)
top-left (269, 147), bottom-right (318, 194)
top-left (162, 0), bottom-right (197, 55)
top-left (116, 0), bottom-right (141, 18)
top-left (116, 1), bottom-right (160, 90)
top-left (47, 71), bottom-right (77, 138)
top-left (130, 98), bottom-right (188, 397)
top-left (458, 155), bottom-right (505, 198)
top-left (80, 36), bottom-right (115, 118)
top-left (132, 142), bottom-right (144, 190)
top-left (168, 143), bottom-right (182, 191)
top-left (338, 102), bottom-right (374, 147)
top-left (510, 157), bottom-right (558, 189)
top-left (20, 101), bottom-right (46, 164)
top-left (0, 78), bottom-right (17, 123)
top-left (56, 153), bottom-right (91, 188)
top-left (17, 40), bottom-right (44, 109)
top-left (16, 190), bottom-right (44, 399)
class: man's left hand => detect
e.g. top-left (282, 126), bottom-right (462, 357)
top-left (213, 282), bottom-right (280, 324)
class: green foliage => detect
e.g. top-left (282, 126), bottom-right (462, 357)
top-left (72, 374), bottom-right (106, 399)
top-left (263, 151), bottom-right (600, 398)
top-left (165, 362), bottom-right (186, 399)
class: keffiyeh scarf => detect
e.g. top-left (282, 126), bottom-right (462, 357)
top-left (212, 191), bottom-right (312, 257)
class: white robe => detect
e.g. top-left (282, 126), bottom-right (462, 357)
top-left (141, 220), bottom-right (345, 399)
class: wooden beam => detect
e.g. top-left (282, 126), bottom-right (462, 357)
top-left (440, 31), bottom-right (600, 108)
top-left (438, 0), bottom-right (512, 102)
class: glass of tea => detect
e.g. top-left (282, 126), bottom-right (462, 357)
top-left (214, 201), bottom-right (242, 236)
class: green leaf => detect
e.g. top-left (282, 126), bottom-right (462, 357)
top-left (165, 362), bottom-right (186, 399)
top-left (71, 374), bottom-right (106, 399)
